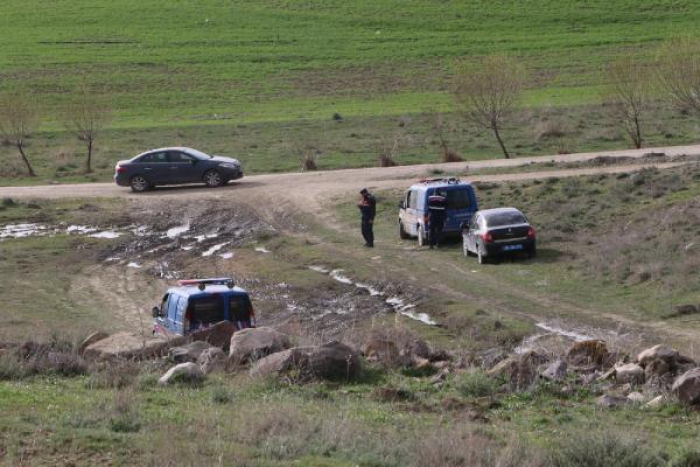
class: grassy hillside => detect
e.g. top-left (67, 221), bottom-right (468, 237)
top-left (1, 1), bottom-right (700, 182)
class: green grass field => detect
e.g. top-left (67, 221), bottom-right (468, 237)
top-left (2, 1), bottom-right (700, 183)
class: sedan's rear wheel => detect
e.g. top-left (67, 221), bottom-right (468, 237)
top-left (203, 170), bottom-right (223, 188)
top-left (130, 175), bottom-right (150, 193)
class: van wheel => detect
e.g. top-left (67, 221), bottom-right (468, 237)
top-left (399, 221), bottom-right (410, 240)
top-left (417, 225), bottom-right (426, 247)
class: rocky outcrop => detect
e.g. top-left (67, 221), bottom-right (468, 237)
top-left (597, 394), bottom-right (629, 408)
top-left (488, 350), bottom-right (548, 388)
top-left (190, 321), bottom-right (238, 350)
top-left (198, 347), bottom-right (227, 374)
top-left (250, 341), bottom-right (361, 382)
top-left (540, 359), bottom-right (567, 381)
top-left (78, 332), bottom-right (109, 355)
top-left (229, 327), bottom-right (292, 363)
top-left (672, 368), bottom-right (700, 406)
top-left (566, 340), bottom-right (609, 367)
top-left (636, 345), bottom-right (679, 367)
top-left (83, 332), bottom-right (173, 361)
top-left (158, 362), bottom-right (204, 385)
top-left (169, 341), bottom-right (214, 364)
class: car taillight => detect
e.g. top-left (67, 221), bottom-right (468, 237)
top-left (481, 232), bottom-right (493, 243)
top-left (116, 165), bottom-right (127, 174)
top-left (527, 227), bottom-right (536, 238)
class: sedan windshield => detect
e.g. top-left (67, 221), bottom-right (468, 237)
top-left (486, 211), bottom-right (528, 227)
top-left (186, 148), bottom-right (212, 160)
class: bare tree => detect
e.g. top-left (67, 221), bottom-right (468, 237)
top-left (603, 57), bottom-right (650, 149)
top-left (453, 55), bottom-right (526, 159)
top-left (0, 92), bottom-right (38, 176)
top-left (63, 85), bottom-right (112, 173)
top-left (430, 110), bottom-right (462, 162)
top-left (656, 37), bottom-right (700, 115)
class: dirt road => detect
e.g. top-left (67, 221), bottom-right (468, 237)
top-left (3, 144), bottom-right (700, 351)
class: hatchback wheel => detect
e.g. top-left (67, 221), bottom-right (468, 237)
top-left (130, 175), bottom-right (150, 193)
top-left (203, 170), bottom-right (223, 188)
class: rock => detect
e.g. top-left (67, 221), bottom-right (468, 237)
top-left (250, 341), bottom-right (361, 382)
top-left (158, 362), bottom-right (204, 385)
top-left (78, 332), bottom-right (109, 355)
top-left (371, 387), bottom-right (413, 402)
top-left (599, 367), bottom-right (617, 381)
top-left (488, 351), bottom-right (548, 388)
top-left (615, 363), bottom-right (644, 385)
top-left (479, 349), bottom-right (508, 370)
top-left (566, 340), bottom-right (609, 367)
top-left (627, 391), bottom-right (646, 404)
top-left (412, 356), bottom-right (433, 370)
top-left (646, 395), bottom-right (666, 408)
top-left (83, 332), bottom-right (172, 361)
top-left (361, 334), bottom-right (428, 368)
top-left (644, 358), bottom-right (671, 380)
top-left (672, 368), bottom-right (700, 406)
top-left (670, 304), bottom-right (699, 317)
top-left (597, 394), bottom-right (630, 408)
top-left (636, 345), bottom-right (679, 367)
top-left (363, 337), bottom-right (403, 366)
top-left (198, 347), bottom-right (227, 374)
top-left (429, 368), bottom-right (450, 385)
top-left (229, 327), bottom-right (291, 363)
top-left (169, 341), bottom-right (214, 363)
top-left (190, 321), bottom-right (238, 350)
top-left (540, 359), bottom-right (567, 381)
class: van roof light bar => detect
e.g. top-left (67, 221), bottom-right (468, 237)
top-left (177, 277), bottom-right (235, 289)
top-left (416, 177), bottom-right (461, 184)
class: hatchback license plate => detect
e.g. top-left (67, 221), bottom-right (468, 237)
top-left (503, 244), bottom-right (523, 251)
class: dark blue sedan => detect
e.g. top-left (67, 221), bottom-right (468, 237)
top-left (114, 147), bottom-right (243, 192)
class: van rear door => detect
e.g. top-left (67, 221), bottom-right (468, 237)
top-left (443, 187), bottom-right (476, 232)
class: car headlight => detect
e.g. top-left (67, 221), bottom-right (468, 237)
top-left (219, 162), bottom-right (240, 169)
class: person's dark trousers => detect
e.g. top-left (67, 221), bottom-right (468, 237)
top-left (361, 220), bottom-right (374, 247)
top-left (429, 224), bottom-right (443, 248)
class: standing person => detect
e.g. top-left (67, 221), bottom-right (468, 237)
top-left (427, 194), bottom-right (447, 249)
top-left (358, 188), bottom-right (376, 247)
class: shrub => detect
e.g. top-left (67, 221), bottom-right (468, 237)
top-left (672, 450), bottom-right (700, 467)
top-left (378, 152), bottom-right (398, 167)
top-left (441, 148), bottom-right (463, 163)
top-left (456, 369), bottom-right (499, 398)
top-left (549, 432), bottom-right (664, 467)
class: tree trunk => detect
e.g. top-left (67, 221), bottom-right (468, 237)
top-left (17, 142), bottom-right (36, 177)
top-left (85, 137), bottom-right (93, 174)
top-left (633, 116), bottom-right (642, 149)
top-left (492, 124), bottom-right (510, 159)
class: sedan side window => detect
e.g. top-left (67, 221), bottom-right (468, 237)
top-left (168, 152), bottom-right (195, 163)
top-left (139, 152), bottom-right (168, 163)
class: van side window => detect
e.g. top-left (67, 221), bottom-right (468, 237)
top-left (409, 190), bottom-right (418, 209)
top-left (167, 295), bottom-right (180, 321)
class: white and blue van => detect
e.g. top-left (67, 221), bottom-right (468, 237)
top-left (398, 178), bottom-right (478, 246)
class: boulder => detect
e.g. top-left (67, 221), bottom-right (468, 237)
top-left (190, 321), bottom-right (238, 350)
top-left (198, 347), bottom-right (227, 374)
top-left (644, 358), bottom-right (671, 380)
top-left (636, 345), bottom-right (679, 367)
top-left (169, 341), bottom-right (214, 363)
top-left (597, 394), bottom-right (630, 408)
top-left (615, 363), bottom-right (644, 385)
top-left (627, 391), bottom-right (646, 404)
top-left (540, 359), bottom-right (567, 381)
top-left (158, 362), bottom-right (204, 385)
top-left (566, 340), bottom-right (609, 367)
top-left (83, 332), bottom-right (171, 361)
top-left (646, 395), bottom-right (666, 408)
top-left (672, 368), bottom-right (700, 406)
top-left (488, 351), bottom-right (548, 388)
top-left (78, 332), bottom-right (109, 355)
top-left (250, 341), bottom-right (361, 382)
top-left (229, 327), bottom-right (291, 363)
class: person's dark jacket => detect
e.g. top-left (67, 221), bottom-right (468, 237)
top-left (359, 194), bottom-right (376, 221)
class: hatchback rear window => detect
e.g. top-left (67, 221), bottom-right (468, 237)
top-left (486, 212), bottom-right (528, 227)
top-left (189, 296), bottom-right (225, 324)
